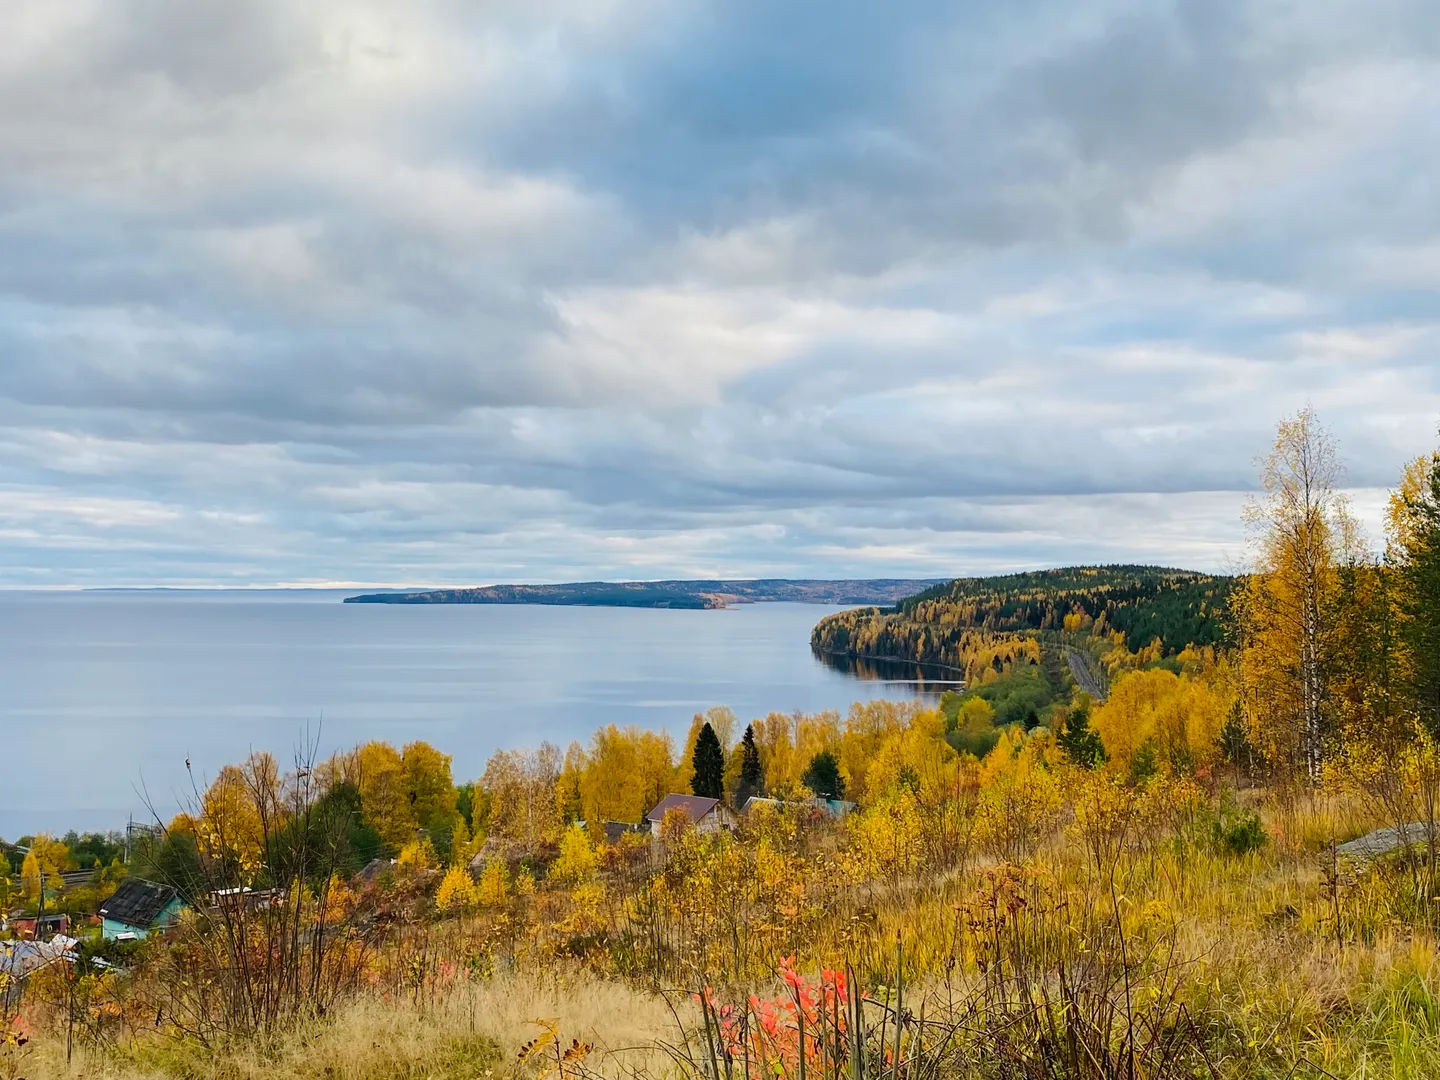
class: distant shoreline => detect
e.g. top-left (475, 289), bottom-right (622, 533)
top-left (810, 645), bottom-right (970, 677)
top-left (343, 578), bottom-right (946, 609)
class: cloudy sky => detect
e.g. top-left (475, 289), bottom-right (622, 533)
top-left (3, 0), bottom-right (1439, 587)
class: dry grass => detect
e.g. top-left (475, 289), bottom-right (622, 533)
top-left (13, 794), bottom-right (1440, 1079)
top-left (20, 971), bottom-right (682, 1080)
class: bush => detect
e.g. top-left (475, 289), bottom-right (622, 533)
top-left (1210, 807), bottom-right (1267, 856)
top-left (949, 725), bottom-right (1002, 760)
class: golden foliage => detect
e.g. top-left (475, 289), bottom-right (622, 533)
top-left (974, 729), bottom-right (1063, 861)
top-left (1235, 406), bottom-right (1354, 782)
top-left (1388, 451), bottom-right (1438, 554)
top-left (19, 849), bottom-right (42, 902)
top-left (1091, 667), bottom-right (1229, 776)
top-left (397, 837), bottom-right (439, 871)
top-left (478, 859), bottom-right (511, 908)
top-left (448, 817), bottom-right (479, 865)
top-left (402, 740), bottom-right (459, 829)
top-left (197, 762), bottom-right (268, 880)
top-left (435, 864), bottom-right (479, 912)
top-left (355, 741), bottom-right (418, 848)
top-left (750, 710), bottom-right (842, 798)
top-left (843, 789), bottom-right (925, 879)
top-left (577, 726), bottom-right (673, 828)
top-left (860, 707), bottom-right (960, 802)
top-left (483, 744), bottom-right (563, 852)
top-left (550, 827), bottom-right (598, 887)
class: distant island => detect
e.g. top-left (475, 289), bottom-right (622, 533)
top-left (343, 578), bottom-right (947, 608)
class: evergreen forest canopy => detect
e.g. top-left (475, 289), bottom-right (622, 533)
top-left (811, 565), bottom-right (1234, 681)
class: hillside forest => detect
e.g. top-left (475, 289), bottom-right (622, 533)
top-left (6, 407), bottom-right (1440, 1080)
top-left (345, 579), bottom-right (946, 608)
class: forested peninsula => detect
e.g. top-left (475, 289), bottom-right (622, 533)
top-left (811, 565), bottom-right (1234, 685)
top-left (344, 578), bottom-right (945, 608)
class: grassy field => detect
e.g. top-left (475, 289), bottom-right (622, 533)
top-left (10, 776), bottom-right (1440, 1080)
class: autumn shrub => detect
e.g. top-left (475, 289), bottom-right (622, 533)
top-left (1209, 806), bottom-right (1268, 856)
top-left (679, 875), bottom-right (1213, 1080)
top-left (974, 729), bottom-right (1062, 862)
top-left (550, 828), bottom-right (599, 887)
top-left (478, 860), bottom-right (511, 908)
top-left (436, 865), bottom-right (479, 912)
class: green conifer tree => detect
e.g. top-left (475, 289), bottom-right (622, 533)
top-left (735, 724), bottom-right (764, 805)
top-left (802, 749), bottom-right (844, 800)
top-left (1395, 449), bottom-right (1440, 737)
top-left (691, 722), bottom-right (726, 799)
top-left (1057, 700), bottom-right (1106, 769)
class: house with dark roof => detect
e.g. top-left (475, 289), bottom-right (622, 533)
top-left (645, 794), bottom-right (736, 836)
top-left (601, 820), bottom-right (649, 846)
top-left (98, 880), bottom-right (186, 941)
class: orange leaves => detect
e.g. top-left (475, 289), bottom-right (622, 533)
top-left (697, 958), bottom-right (852, 1080)
top-left (517, 1018), bottom-right (593, 1080)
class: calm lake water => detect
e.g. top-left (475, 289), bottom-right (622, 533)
top-left (0, 592), bottom-right (950, 837)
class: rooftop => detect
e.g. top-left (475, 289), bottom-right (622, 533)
top-left (645, 794), bottom-right (721, 824)
top-left (99, 879), bottom-right (180, 929)
top-left (601, 820), bottom-right (648, 845)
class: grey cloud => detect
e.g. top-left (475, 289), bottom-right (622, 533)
top-left (1022, 1), bottom-right (1272, 173)
top-left (93, 0), bottom-right (319, 98)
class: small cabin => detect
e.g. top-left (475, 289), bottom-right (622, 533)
top-left (98, 880), bottom-right (186, 941)
top-left (740, 796), bottom-right (856, 819)
top-left (9, 912), bottom-right (70, 940)
top-left (645, 794), bottom-right (736, 836)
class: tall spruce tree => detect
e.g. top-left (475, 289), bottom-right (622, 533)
top-left (1392, 447), bottom-right (1440, 737)
top-left (691, 722), bottom-right (725, 799)
top-left (736, 724), bottom-right (764, 804)
top-left (1057, 701), bottom-right (1106, 769)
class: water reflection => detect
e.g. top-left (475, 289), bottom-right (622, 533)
top-left (811, 648), bottom-right (964, 695)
